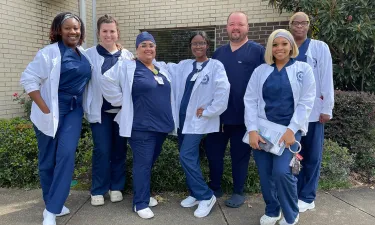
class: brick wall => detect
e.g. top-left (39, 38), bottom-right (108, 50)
top-left (216, 21), bottom-right (290, 47)
top-left (96, 0), bottom-right (291, 53)
top-left (0, 0), bottom-right (79, 118)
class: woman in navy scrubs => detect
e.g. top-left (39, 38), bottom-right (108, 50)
top-left (20, 12), bottom-right (91, 225)
top-left (164, 31), bottom-right (230, 218)
top-left (100, 32), bottom-right (176, 219)
top-left (244, 29), bottom-right (315, 225)
top-left (86, 15), bottom-right (133, 206)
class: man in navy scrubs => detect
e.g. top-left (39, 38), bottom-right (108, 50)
top-left (205, 11), bottom-right (265, 208)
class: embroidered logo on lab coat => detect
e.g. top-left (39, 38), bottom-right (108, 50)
top-left (296, 71), bottom-right (304, 82)
top-left (201, 75), bottom-right (209, 84)
top-left (313, 58), bottom-right (317, 69)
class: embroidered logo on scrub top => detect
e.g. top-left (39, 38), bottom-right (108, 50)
top-left (296, 71), bottom-right (304, 82)
top-left (201, 75), bottom-right (209, 84)
top-left (313, 58), bottom-right (317, 69)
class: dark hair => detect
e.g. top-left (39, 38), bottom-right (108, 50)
top-left (189, 31), bottom-right (210, 46)
top-left (49, 12), bottom-right (85, 46)
top-left (97, 14), bottom-right (122, 50)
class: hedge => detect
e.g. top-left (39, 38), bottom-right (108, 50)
top-left (325, 91), bottom-right (375, 181)
top-left (1, 118), bottom-right (353, 191)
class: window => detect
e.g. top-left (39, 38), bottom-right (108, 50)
top-left (144, 27), bottom-right (216, 63)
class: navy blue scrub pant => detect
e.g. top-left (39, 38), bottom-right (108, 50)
top-left (297, 122), bottom-right (324, 203)
top-left (178, 129), bottom-right (213, 201)
top-left (253, 132), bottom-right (301, 224)
top-left (128, 130), bottom-right (167, 211)
top-left (90, 111), bottom-right (127, 196)
top-left (204, 124), bottom-right (251, 195)
top-left (34, 105), bottom-right (83, 214)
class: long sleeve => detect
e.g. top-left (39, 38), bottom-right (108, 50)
top-left (244, 67), bottom-right (260, 132)
top-left (319, 42), bottom-right (334, 117)
top-left (100, 62), bottom-right (124, 107)
top-left (202, 61), bottom-right (230, 117)
top-left (20, 50), bottom-right (50, 93)
top-left (288, 66), bottom-right (316, 133)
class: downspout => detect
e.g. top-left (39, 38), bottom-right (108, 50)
top-left (79, 0), bottom-right (87, 48)
top-left (93, 0), bottom-right (97, 46)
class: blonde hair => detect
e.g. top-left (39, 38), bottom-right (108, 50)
top-left (289, 12), bottom-right (310, 27)
top-left (264, 29), bottom-right (299, 65)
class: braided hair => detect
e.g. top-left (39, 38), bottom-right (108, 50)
top-left (49, 12), bottom-right (85, 46)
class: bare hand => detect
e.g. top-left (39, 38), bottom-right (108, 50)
top-left (249, 131), bottom-right (266, 150)
top-left (41, 107), bottom-right (50, 114)
top-left (319, 113), bottom-right (330, 123)
top-left (278, 128), bottom-right (295, 148)
top-left (196, 107), bottom-right (204, 118)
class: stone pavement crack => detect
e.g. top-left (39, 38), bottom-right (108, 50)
top-left (64, 196), bottom-right (90, 225)
top-left (218, 201), bottom-right (230, 225)
top-left (328, 192), bottom-right (375, 218)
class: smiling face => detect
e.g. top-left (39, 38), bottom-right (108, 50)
top-left (136, 41), bottom-right (156, 63)
top-left (227, 12), bottom-right (249, 43)
top-left (190, 35), bottom-right (208, 60)
top-left (60, 18), bottom-right (81, 48)
top-left (99, 22), bottom-right (119, 48)
top-left (290, 14), bottom-right (309, 40)
top-left (272, 37), bottom-right (292, 63)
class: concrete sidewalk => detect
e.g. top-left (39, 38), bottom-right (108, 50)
top-left (0, 187), bottom-right (374, 225)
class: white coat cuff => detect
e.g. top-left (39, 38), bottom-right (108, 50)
top-left (247, 124), bottom-right (258, 133)
top-left (287, 122), bottom-right (299, 134)
top-left (24, 85), bottom-right (40, 94)
top-left (202, 110), bottom-right (211, 117)
top-left (321, 107), bottom-right (333, 117)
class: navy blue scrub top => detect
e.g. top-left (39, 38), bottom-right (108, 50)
top-left (58, 41), bottom-right (91, 113)
top-left (179, 60), bottom-right (210, 129)
top-left (295, 38), bottom-right (311, 63)
top-left (262, 59), bottom-right (295, 127)
top-left (96, 44), bottom-right (122, 111)
top-left (132, 60), bottom-right (174, 133)
top-left (213, 41), bottom-right (265, 125)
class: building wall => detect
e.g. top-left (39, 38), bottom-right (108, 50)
top-left (96, 0), bottom-right (291, 53)
top-left (0, 0), bottom-right (79, 118)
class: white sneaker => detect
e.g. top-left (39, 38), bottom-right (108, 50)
top-left (109, 190), bottom-right (123, 203)
top-left (298, 200), bottom-right (315, 212)
top-left (42, 209), bottom-right (56, 225)
top-left (43, 206), bottom-right (70, 217)
top-left (180, 196), bottom-right (200, 208)
top-left (149, 197), bottom-right (158, 207)
top-left (279, 214), bottom-right (299, 225)
top-left (134, 206), bottom-right (154, 219)
top-left (260, 212), bottom-right (281, 225)
top-left (91, 195), bottom-right (104, 206)
top-left (193, 195), bottom-right (216, 218)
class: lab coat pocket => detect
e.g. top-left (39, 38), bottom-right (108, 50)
top-left (34, 107), bottom-right (52, 134)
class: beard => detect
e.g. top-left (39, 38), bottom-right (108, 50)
top-left (228, 31), bottom-right (247, 43)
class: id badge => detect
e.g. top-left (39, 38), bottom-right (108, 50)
top-left (155, 76), bottom-right (164, 85)
top-left (190, 72), bottom-right (199, 81)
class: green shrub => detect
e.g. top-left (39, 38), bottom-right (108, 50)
top-left (319, 139), bottom-right (354, 190)
top-left (325, 91), bottom-right (375, 181)
top-left (0, 117), bottom-right (356, 192)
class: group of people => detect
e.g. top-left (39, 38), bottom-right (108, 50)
top-left (20, 10), bottom-right (334, 225)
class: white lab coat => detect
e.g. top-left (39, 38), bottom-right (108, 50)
top-left (162, 59), bottom-right (230, 134)
top-left (100, 60), bottom-right (178, 137)
top-left (20, 43), bottom-right (92, 138)
top-left (84, 46), bottom-right (133, 123)
top-left (305, 39), bottom-right (334, 121)
top-left (244, 61), bottom-right (316, 135)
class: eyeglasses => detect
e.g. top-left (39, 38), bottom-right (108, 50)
top-left (191, 42), bottom-right (207, 47)
top-left (291, 21), bottom-right (309, 27)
